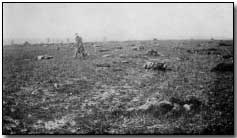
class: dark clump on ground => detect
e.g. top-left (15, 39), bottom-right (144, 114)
top-left (219, 40), bottom-right (233, 46)
top-left (222, 55), bottom-right (233, 59)
top-left (144, 61), bottom-right (168, 71)
top-left (146, 49), bottom-right (162, 56)
top-left (211, 63), bottom-right (233, 72)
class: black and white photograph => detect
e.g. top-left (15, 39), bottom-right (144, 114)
top-left (2, 2), bottom-right (234, 135)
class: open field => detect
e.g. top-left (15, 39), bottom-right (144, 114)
top-left (3, 39), bottom-right (234, 134)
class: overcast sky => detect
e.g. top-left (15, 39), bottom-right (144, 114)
top-left (3, 3), bottom-right (233, 42)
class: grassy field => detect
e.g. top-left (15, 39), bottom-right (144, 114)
top-left (2, 39), bottom-right (234, 134)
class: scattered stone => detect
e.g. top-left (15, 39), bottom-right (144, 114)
top-left (37, 55), bottom-right (53, 60)
top-left (211, 63), bottom-right (233, 72)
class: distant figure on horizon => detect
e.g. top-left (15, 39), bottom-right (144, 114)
top-left (74, 33), bottom-right (86, 58)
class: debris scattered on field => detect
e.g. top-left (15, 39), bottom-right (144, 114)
top-left (175, 57), bottom-right (181, 61)
top-left (183, 104), bottom-right (192, 111)
top-left (24, 59), bottom-right (31, 61)
top-left (121, 60), bottom-right (129, 63)
top-left (23, 41), bottom-right (31, 46)
top-left (222, 55), bottom-right (232, 59)
top-left (93, 44), bottom-right (101, 47)
top-left (112, 68), bottom-right (123, 72)
top-left (54, 83), bottom-right (59, 89)
top-left (3, 38), bottom-right (233, 134)
top-left (33, 114), bottom-right (76, 130)
top-left (155, 100), bottom-right (174, 114)
top-left (37, 55), bottom-right (53, 60)
top-left (219, 40), bottom-right (233, 46)
top-left (139, 46), bottom-right (145, 50)
top-left (119, 54), bottom-right (126, 58)
top-left (172, 103), bottom-right (181, 112)
top-left (186, 48), bottom-right (221, 55)
top-left (211, 63), bottom-right (233, 72)
top-left (43, 44), bottom-right (49, 47)
top-left (132, 46), bottom-right (144, 51)
top-left (198, 43), bottom-right (208, 47)
top-left (132, 47), bottom-right (138, 51)
top-left (115, 46), bottom-right (123, 49)
top-left (95, 63), bottom-right (111, 68)
top-left (143, 61), bottom-right (167, 71)
top-left (170, 97), bottom-right (185, 105)
top-left (185, 96), bottom-right (203, 108)
top-left (102, 54), bottom-right (112, 58)
top-left (169, 96), bottom-right (203, 112)
top-left (129, 43), bottom-right (136, 47)
top-left (98, 49), bottom-right (110, 52)
top-left (146, 49), bottom-right (163, 56)
top-left (137, 99), bottom-right (174, 116)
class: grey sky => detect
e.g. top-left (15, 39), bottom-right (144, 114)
top-left (3, 3), bottom-right (233, 42)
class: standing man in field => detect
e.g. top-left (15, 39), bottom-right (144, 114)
top-left (74, 33), bottom-right (87, 58)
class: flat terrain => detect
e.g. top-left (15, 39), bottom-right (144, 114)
top-left (3, 39), bottom-right (234, 134)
